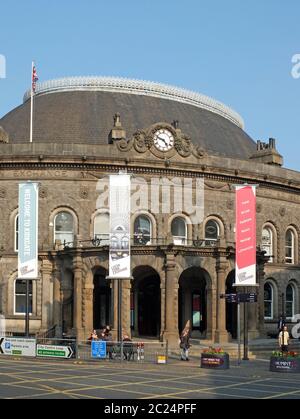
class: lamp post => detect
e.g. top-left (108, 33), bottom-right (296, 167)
top-left (25, 279), bottom-right (30, 337)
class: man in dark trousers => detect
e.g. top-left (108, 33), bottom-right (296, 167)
top-left (278, 315), bottom-right (286, 333)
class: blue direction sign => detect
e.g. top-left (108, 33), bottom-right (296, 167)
top-left (91, 341), bottom-right (107, 359)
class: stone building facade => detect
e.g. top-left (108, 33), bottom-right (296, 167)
top-left (0, 77), bottom-right (299, 346)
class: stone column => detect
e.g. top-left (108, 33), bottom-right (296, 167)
top-left (52, 266), bottom-right (62, 337)
top-left (163, 253), bottom-right (179, 347)
top-left (207, 286), bottom-right (217, 341)
top-left (258, 262), bottom-right (266, 337)
top-left (160, 277), bottom-right (166, 341)
top-left (73, 252), bottom-right (84, 341)
top-left (41, 258), bottom-right (53, 331)
top-left (82, 284), bottom-right (94, 340)
top-left (215, 259), bottom-right (229, 343)
top-left (122, 279), bottom-right (132, 338)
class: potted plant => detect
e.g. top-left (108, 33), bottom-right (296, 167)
top-left (201, 347), bottom-right (230, 370)
top-left (270, 351), bottom-right (300, 373)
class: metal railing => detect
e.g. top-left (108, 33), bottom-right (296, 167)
top-left (77, 340), bottom-right (168, 364)
top-left (0, 336), bottom-right (168, 364)
top-left (59, 237), bottom-right (220, 250)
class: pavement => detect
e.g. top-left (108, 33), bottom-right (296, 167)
top-left (0, 356), bottom-right (300, 399)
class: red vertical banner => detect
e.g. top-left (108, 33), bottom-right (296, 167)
top-left (235, 185), bottom-right (257, 286)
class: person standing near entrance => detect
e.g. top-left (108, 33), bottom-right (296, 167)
top-left (278, 315), bottom-right (286, 333)
top-left (279, 325), bottom-right (290, 354)
top-left (180, 320), bottom-right (191, 361)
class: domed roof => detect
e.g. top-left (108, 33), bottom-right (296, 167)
top-left (0, 76), bottom-right (256, 159)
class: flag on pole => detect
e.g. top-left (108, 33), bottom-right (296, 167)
top-left (30, 62), bottom-right (39, 143)
top-left (32, 64), bottom-right (39, 93)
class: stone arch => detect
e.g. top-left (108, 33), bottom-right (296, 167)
top-left (132, 210), bottom-right (158, 243)
top-left (49, 206), bottom-right (79, 246)
top-left (203, 214), bottom-right (226, 239)
top-left (261, 222), bottom-right (278, 263)
top-left (264, 278), bottom-right (279, 321)
top-left (131, 266), bottom-right (161, 338)
top-left (168, 213), bottom-right (193, 245)
top-left (90, 208), bottom-right (110, 242)
top-left (9, 208), bottom-right (19, 253)
top-left (262, 220), bottom-right (280, 263)
top-left (178, 266), bottom-right (213, 338)
top-left (284, 225), bottom-right (299, 265)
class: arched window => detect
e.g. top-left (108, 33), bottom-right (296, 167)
top-left (205, 220), bottom-right (220, 243)
top-left (134, 215), bottom-right (152, 245)
top-left (171, 217), bottom-right (187, 245)
top-left (121, 236), bottom-right (129, 250)
top-left (262, 227), bottom-right (273, 263)
top-left (264, 282), bottom-right (273, 320)
top-left (286, 284), bottom-right (295, 319)
top-left (15, 279), bottom-right (32, 315)
top-left (285, 229), bottom-right (295, 264)
top-left (111, 237), bottom-right (118, 249)
top-left (14, 214), bottom-right (19, 252)
top-left (94, 213), bottom-right (109, 245)
top-left (54, 212), bottom-right (74, 245)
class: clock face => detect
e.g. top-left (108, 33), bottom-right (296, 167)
top-left (153, 129), bottom-right (174, 152)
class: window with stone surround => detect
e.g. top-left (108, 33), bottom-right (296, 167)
top-left (261, 227), bottom-right (273, 263)
top-left (286, 283), bottom-right (295, 319)
top-left (285, 229), bottom-right (295, 264)
top-left (264, 282), bottom-right (274, 320)
top-left (94, 213), bottom-right (109, 245)
top-left (14, 214), bottom-right (19, 252)
top-left (134, 215), bottom-right (152, 245)
top-left (54, 212), bottom-right (74, 246)
top-left (14, 279), bottom-right (32, 315)
top-left (171, 217), bottom-right (187, 245)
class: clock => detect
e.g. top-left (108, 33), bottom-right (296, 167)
top-left (153, 129), bottom-right (174, 152)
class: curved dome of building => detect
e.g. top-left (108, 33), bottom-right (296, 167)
top-left (0, 76), bottom-right (256, 159)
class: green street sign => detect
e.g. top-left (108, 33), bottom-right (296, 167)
top-left (36, 345), bottom-right (74, 359)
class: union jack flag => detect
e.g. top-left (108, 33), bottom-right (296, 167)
top-left (32, 64), bottom-right (39, 93)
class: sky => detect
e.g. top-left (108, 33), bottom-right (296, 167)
top-left (0, 0), bottom-right (299, 170)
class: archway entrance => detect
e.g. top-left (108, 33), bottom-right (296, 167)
top-left (179, 267), bottom-right (209, 338)
top-left (226, 270), bottom-right (237, 339)
top-left (132, 267), bottom-right (161, 338)
top-left (93, 268), bottom-right (111, 331)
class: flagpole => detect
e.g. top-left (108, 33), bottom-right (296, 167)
top-left (30, 61), bottom-right (34, 143)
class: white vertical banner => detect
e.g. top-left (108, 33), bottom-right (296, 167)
top-left (18, 182), bottom-right (39, 279)
top-left (235, 185), bottom-right (257, 286)
top-left (109, 174), bottom-right (131, 278)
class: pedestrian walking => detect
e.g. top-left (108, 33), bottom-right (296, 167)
top-left (180, 320), bottom-right (191, 361)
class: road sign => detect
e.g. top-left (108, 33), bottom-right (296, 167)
top-left (0, 337), bottom-right (36, 357)
top-left (91, 341), bottom-right (107, 359)
top-left (237, 293), bottom-right (258, 303)
top-left (220, 293), bottom-right (258, 304)
top-left (36, 344), bottom-right (74, 359)
top-left (220, 294), bottom-right (237, 303)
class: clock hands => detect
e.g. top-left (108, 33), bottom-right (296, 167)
top-left (157, 136), bottom-right (168, 147)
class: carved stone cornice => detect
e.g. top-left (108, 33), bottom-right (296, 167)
top-left (1, 160), bottom-right (300, 195)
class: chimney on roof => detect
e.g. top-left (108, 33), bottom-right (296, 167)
top-left (250, 138), bottom-right (283, 167)
top-left (109, 113), bottom-right (126, 144)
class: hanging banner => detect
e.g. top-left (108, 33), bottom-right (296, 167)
top-left (109, 174), bottom-right (131, 278)
top-left (235, 185), bottom-right (257, 286)
top-left (18, 182), bottom-right (39, 279)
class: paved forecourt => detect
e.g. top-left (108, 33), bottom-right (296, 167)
top-left (0, 357), bottom-right (300, 399)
